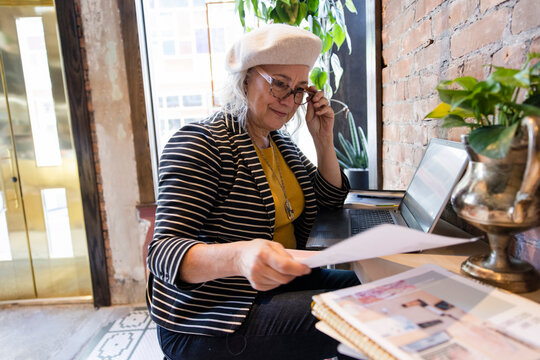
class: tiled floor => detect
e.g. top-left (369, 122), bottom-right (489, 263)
top-left (77, 307), bottom-right (162, 360)
top-left (0, 302), bottom-right (162, 360)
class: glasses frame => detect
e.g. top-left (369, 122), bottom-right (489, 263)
top-left (254, 67), bottom-right (313, 105)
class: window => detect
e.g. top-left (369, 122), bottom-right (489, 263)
top-left (137, 1), bottom-right (320, 194)
top-left (140, 0), bottom-right (243, 163)
top-left (166, 96), bottom-right (179, 108)
top-left (162, 40), bottom-right (176, 55)
top-left (182, 94), bottom-right (202, 107)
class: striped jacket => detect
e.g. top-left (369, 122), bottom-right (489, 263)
top-left (146, 112), bottom-right (350, 336)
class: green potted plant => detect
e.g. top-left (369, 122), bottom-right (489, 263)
top-left (424, 53), bottom-right (540, 292)
top-left (335, 104), bottom-right (368, 189)
top-left (425, 52), bottom-right (540, 159)
top-left (235, 0), bottom-right (357, 98)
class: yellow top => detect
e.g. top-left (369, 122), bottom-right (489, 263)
top-left (254, 140), bottom-right (305, 249)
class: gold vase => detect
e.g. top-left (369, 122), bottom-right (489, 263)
top-left (451, 116), bottom-right (540, 293)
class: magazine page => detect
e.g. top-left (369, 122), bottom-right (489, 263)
top-left (301, 224), bottom-right (477, 269)
top-left (318, 264), bottom-right (540, 360)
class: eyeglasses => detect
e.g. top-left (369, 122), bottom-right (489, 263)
top-left (254, 67), bottom-right (313, 105)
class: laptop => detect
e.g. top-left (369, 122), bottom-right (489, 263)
top-left (307, 138), bottom-right (469, 248)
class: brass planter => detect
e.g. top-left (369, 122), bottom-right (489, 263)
top-left (451, 117), bottom-right (540, 293)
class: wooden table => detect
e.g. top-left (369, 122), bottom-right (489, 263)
top-left (352, 240), bottom-right (540, 303)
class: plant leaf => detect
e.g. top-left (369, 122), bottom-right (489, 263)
top-left (454, 76), bottom-right (478, 91)
top-left (436, 89), bottom-right (470, 109)
top-left (441, 114), bottom-right (472, 128)
top-left (344, 0), bottom-right (357, 13)
top-left (348, 111), bottom-right (360, 159)
top-left (310, 67), bottom-right (327, 90)
top-left (331, 53), bottom-right (343, 91)
top-left (425, 102), bottom-right (451, 119)
top-left (235, 0), bottom-right (246, 27)
top-left (468, 123), bottom-right (519, 159)
top-left (516, 103), bottom-right (540, 117)
top-left (321, 32), bottom-right (333, 53)
top-left (330, 24), bottom-right (345, 50)
top-left (338, 133), bottom-right (356, 166)
top-left (307, 0), bottom-right (318, 15)
top-left (335, 147), bottom-right (352, 168)
top-left (295, 2), bottom-right (307, 25)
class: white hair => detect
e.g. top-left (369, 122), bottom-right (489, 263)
top-left (217, 70), bottom-right (249, 129)
top-left (217, 68), bottom-right (304, 133)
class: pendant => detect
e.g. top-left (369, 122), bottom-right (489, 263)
top-left (285, 199), bottom-right (294, 221)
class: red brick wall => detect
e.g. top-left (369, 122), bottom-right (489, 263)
top-left (381, 0), bottom-right (540, 189)
top-left (381, 0), bottom-right (540, 271)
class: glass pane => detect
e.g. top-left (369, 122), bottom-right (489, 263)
top-left (41, 188), bottom-right (73, 259)
top-left (15, 17), bottom-right (62, 167)
top-left (0, 192), bottom-right (12, 261)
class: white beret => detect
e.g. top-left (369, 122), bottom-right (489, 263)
top-left (225, 23), bottom-right (322, 73)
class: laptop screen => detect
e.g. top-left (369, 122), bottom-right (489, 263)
top-left (400, 139), bottom-right (468, 233)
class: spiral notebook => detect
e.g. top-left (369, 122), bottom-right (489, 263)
top-left (311, 264), bottom-right (540, 360)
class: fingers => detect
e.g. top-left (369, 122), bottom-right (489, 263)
top-left (307, 87), bottom-right (334, 118)
top-left (262, 242), bottom-right (311, 277)
top-left (238, 239), bottom-right (311, 291)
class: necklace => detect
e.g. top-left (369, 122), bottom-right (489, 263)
top-left (255, 140), bottom-right (295, 221)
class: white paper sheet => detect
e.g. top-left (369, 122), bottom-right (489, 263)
top-left (298, 224), bottom-right (477, 268)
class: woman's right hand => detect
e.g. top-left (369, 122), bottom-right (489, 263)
top-left (236, 239), bottom-right (311, 291)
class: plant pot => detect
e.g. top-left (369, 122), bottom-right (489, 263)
top-left (451, 117), bottom-right (540, 292)
top-left (344, 168), bottom-right (369, 190)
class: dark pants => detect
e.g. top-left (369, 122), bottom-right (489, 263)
top-left (157, 268), bottom-right (361, 360)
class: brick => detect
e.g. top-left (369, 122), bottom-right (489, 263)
top-left (382, 162), bottom-right (401, 188)
top-left (394, 102), bottom-right (415, 122)
top-left (382, 27), bottom-right (390, 45)
top-left (413, 146), bottom-right (425, 165)
top-left (492, 44), bottom-right (528, 69)
top-left (400, 125), bottom-right (421, 148)
top-left (448, 0), bottom-right (477, 28)
top-left (383, 123), bottom-right (400, 141)
top-left (463, 54), bottom-right (490, 80)
top-left (447, 126), bottom-right (470, 142)
top-left (383, 40), bottom-right (401, 66)
top-left (400, 165), bottom-right (416, 187)
top-left (530, 36), bottom-right (540, 53)
top-left (391, 55), bottom-right (414, 79)
top-left (416, 97), bottom-right (441, 121)
top-left (415, 42), bottom-right (443, 70)
top-left (383, 0), bottom-right (403, 25)
top-left (446, 61), bottom-right (464, 79)
top-left (396, 81), bottom-right (407, 101)
top-left (408, 76), bottom-right (422, 99)
top-left (511, 0), bottom-right (540, 35)
top-left (415, 0), bottom-right (444, 21)
top-left (432, 8), bottom-right (450, 36)
top-left (385, 143), bottom-right (401, 162)
top-left (402, 19), bottom-right (432, 55)
top-left (480, 0), bottom-right (505, 12)
top-left (420, 73), bottom-right (439, 97)
top-left (450, 10), bottom-right (507, 58)
top-left (382, 66), bottom-right (391, 85)
top-left (386, 7), bottom-right (416, 43)
top-left (383, 84), bottom-right (394, 103)
top-left (382, 143), bottom-right (391, 160)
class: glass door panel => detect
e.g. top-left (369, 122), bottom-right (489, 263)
top-left (0, 3), bottom-right (92, 300)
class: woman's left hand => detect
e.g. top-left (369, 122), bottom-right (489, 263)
top-left (305, 86), bottom-right (334, 146)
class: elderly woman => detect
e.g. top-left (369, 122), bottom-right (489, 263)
top-left (147, 23), bottom-right (360, 359)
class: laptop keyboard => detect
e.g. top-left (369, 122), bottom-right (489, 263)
top-left (350, 209), bottom-right (395, 235)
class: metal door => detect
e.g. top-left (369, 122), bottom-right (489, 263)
top-left (0, 2), bottom-right (92, 300)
